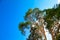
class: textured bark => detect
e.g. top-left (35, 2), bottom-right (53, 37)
top-left (41, 27), bottom-right (47, 40)
top-left (51, 30), bottom-right (55, 40)
top-left (39, 26), bottom-right (47, 40)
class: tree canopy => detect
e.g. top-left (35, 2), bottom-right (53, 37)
top-left (19, 4), bottom-right (60, 40)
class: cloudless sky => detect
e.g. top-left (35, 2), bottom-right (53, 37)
top-left (0, 0), bottom-right (57, 40)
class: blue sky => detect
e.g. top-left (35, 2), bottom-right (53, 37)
top-left (0, 0), bottom-right (57, 40)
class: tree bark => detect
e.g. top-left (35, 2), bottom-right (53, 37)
top-left (40, 26), bottom-right (47, 40)
top-left (50, 28), bottom-right (55, 40)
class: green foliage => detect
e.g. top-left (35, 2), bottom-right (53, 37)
top-left (19, 21), bottom-right (31, 35)
top-left (24, 9), bottom-right (33, 20)
top-left (19, 4), bottom-right (60, 40)
top-left (46, 20), bottom-right (54, 30)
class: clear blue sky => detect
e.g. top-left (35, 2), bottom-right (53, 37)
top-left (0, 0), bottom-right (57, 40)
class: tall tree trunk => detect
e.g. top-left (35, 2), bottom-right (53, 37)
top-left (40, 26), bottom-right (47, 40)
top-left (50, 28), bottom-right (55, 40)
